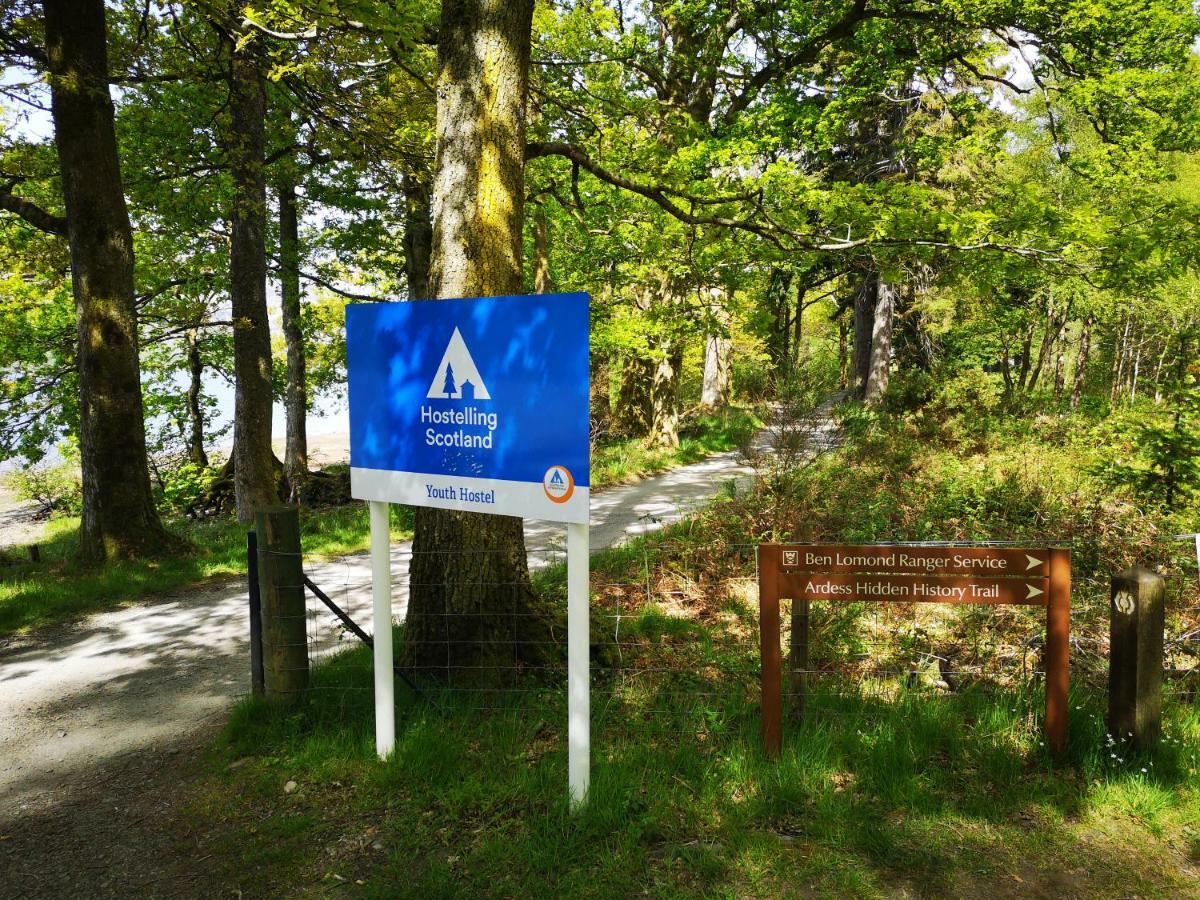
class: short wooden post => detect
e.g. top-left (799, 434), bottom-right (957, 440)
top-left (1044, 547), bottom-right (1071, 760)
top-left (1108, 566), bottom-right (1165, 748)
top-left (255, 506), bottom-right (309, 699)
top-left (247, 531), bottom-right (265, 697)
top-left (789, 598), bottom-right (809, 721)
top-left (758, 546), bottom-right (783, 757)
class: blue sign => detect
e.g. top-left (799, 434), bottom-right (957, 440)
top-left (346, 293), bottom-right (590, 524)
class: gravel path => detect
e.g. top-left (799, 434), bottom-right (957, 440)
top-left (0, 403), bottom-right (841, 896)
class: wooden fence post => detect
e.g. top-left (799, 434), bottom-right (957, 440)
top-left (1045, 547), bottom-right (1071, 760)
top-left (247, 530), bottom-right (265, 697)
top-left (255, 505), bottom-right (309, 699)
top-left (1108, 566), bottom-right (1165, 748)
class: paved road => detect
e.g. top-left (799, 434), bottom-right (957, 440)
top-left (0, 405), bottom-right (841, 822)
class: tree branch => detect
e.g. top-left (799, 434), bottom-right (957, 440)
top-left (0, 188), bottom-right (67, 237)
top-left (526, 141), bottom-right (1065, 261)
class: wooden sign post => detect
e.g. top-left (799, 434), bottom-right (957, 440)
top-left (758, 544), bottom-right (1071, 759)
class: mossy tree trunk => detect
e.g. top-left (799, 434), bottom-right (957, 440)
top-left (185, 328), bottom-right (208, 467)
top-left (1070, 315), bottom-right (1093, 409)
top-left (852, 271), bottom-right (877, 397)
top-left (649, 339), bottom-right (684, 448)
top-left (277, 171), bottom-right (308, 495)
top-left (403, 171), bottom-right (433, 299)
top-left (863, 280), bottom-right (895, 405)
top-left (615, 354), bottom-right (654, 437)
top-left (226, 23), bottom-right (277, 524)
top-left (407, 0), bottom-right (545, 675)
top-left (43, 0), bottom-right (171, 562)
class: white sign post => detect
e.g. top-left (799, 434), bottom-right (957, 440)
top-left (370, 500), bottom-right (395, 758)
top-left (567, 521), bottom-right (590, 807)
top-left (346, 293), bottom-right (592, 808)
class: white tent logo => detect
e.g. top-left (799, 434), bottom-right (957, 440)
top-left (426, 326), bottom-right (491, 400)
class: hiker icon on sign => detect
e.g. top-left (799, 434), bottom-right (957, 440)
top-left (543, 465), bottom-right (575, 504)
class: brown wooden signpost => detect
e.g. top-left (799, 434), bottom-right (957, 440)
top-left (758, 544), bottom-right (1071, 760)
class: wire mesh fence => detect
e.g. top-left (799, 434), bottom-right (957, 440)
top-left (283, 528), bottom-right (1200, 747)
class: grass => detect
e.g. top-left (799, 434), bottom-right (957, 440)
top-left (0, 504), bottom-right (413, 638)
top-left (591, 405), bottom-right (763, 488)
top-left (190, 622), bottom-right (1200, 898)
top-left (177, 392), bottom-right (1200, 896)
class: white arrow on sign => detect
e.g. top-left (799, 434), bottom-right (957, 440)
top-left (1026, 554), bottom-right (1043, 570)
top-left (1026, 583), bottom-right (1044, 600)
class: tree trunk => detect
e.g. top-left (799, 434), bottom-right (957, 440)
top-left (1112, 317), bottom-right (1132, 404)
top-left (1153, 337), bottom-right (1171, 404)
top-left (1027, 295), bottom-right (1061, 391)
top-left (1016, 324), bottom-right (1034, 391)
top-left (863, 280), bottom-right (895, 405)
top-left (790, 281), bottom-right (806, 370)
top-left (650, 339), bottom-right (684, 447)
top-left (1130, 329), bottom-right (1143, 401)
top-left (408, 0), bottom-right (541, 675)
top-left (700, 334), bottom-right (731, 408)
top-left (838, 317), bottom-right (849, 389)
top-left (1052, 328), bottom-right (1067, 403)
top-left (1000, 334), bottom-right (1014, 395)
top-left (700, 287), bottom-right (731, 408)
top-left (43, 0), bottom-right (170, 562)
top-left (403, 171), bottom-right (432, 299)
top-left (533, 205), bottom-right (553, 293)
top-left (1070, 315), bottom-right (1092, 409)
top-left (615, 354), bottom-right (654, 437)
top-left (852, 272), bottom-right (877, 397)
top-left (226, 27), bottom-right (276, 524)
top-left (764, 268), bottom-right (793, 370)
top-left (278, 172), bottom-right (308, 495)
top-left (185, 328), bottom-right (208, 467)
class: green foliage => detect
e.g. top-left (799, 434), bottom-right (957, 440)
top-left (6, 447), bottom-right (82, 517)
top-left (592, 405), bottom-right (763, 488)
top-left (1101, 361), bottom-right (1200, 508)
top-left (155, 462), bottom-right (220, 515)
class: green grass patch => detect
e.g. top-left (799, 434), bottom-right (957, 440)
top-left (182, 398), bottom-right (1200, 896)
top-left (0, 504), bottom-right (412, 637)
top-left (196, 640), bottom-right (1200, 898)
top-left (592, 405), bottom-right (762, 489)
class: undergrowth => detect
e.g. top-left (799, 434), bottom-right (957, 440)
top-left (189, 391), bottom-right (1200, 897)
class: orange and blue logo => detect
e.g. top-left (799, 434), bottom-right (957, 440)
top-left (543, 465), bottom-right (575, 503)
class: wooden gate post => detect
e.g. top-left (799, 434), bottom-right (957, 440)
top-left (255, 505), bottom-right (310, 699)
top-left (758, 545), bottom-right (783, 758)
top-left (1108, 566), bottom-right (1165, 748)
top-left (1045, 548), bottom-right (1071, 760)
top-left (247, 530), bottom-right (265, 697)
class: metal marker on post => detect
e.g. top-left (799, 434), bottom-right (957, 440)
top-left (370, 500), bottom-right (395, 758)
top-left (567, 521), bottom-right (590, 809)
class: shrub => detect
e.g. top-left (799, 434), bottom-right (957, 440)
top-left (157, 461), bottom-right (220, 515)
top-left (8, 461), bottom-right (82, 517)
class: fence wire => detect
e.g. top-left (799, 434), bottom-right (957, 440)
top-left (281, 533), bottom-right (1200, 745)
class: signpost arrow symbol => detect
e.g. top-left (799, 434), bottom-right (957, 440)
top-left (1026, 554), bottom-right (1043, 570)
top-left (1026, 584), bottom-right (1044, 600)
